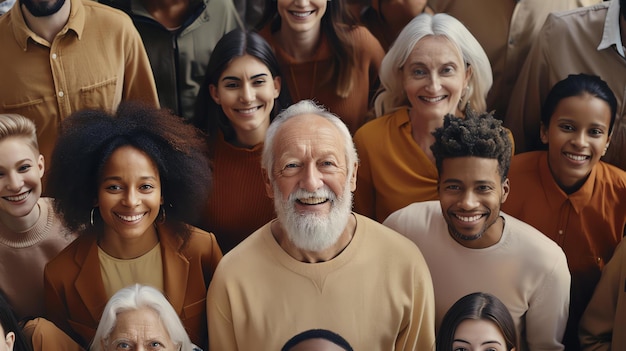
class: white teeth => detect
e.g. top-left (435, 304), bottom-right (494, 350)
top-left (299, 197), bottom-right (327, 205)
top-left (421, 96), bottom-right (446, 103)
top-left (237, 107), bottom-right (259, 114)
top-left (117, 213), bottom-right (144, 222)
top-left (565, 153), bottom-right (588, 161)
top-left (4, 191), bottom-right (29, 202)
top-left (291, 10), bottom-right (314, 17)
top-left (456, 214), bottom-right (482, 222)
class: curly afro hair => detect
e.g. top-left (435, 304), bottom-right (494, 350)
top-left (47, 101), bottom-right (211, 245)
top-left (431, 108), bottom-right (512, 181)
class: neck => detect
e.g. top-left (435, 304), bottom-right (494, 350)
top-left (409, 108), bottom-right (446, 163)
top-left (276, 25), bottom-right (322, 61)
top-left (232, 127), bottom-right (267, 149)
top-left (0, 202), bottom-right (41, 233)
top-left (22, 0), bottom-right (71, 43)
top-left (99, 225), bottom-right (159, 259)
top-left (272, 214), bottom-right (356, 263)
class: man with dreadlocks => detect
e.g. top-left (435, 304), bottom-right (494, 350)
top-left (384, 110), bottom-right (571, 351)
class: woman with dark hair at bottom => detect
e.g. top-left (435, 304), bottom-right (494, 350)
top-left (282, 329), bottom-right (353, 351)
top-left (0, 293), bottom-right (31, 351)
top-left (437, 292), bottom-right (518, 351)
top-left (193, 28), bottom-right (291, 253)
top-left (43, 102), bottom-right (222, 349)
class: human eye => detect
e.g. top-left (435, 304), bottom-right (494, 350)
top-left (18, 163), bottom-right (32, 173)
top-left (115, 341), bottom-right (132, 350)
top-left (223, 80), bottom-right (239, 89)
top-left (558, 123), bottom-right (574, 132)
top-left (253, 78), bottom-right (267, 86)
top-left (412, 68), bottom-right (427, 77)
top-left (147, 341), bottom-right (165, 350)
top-left (441, 65), bottom-right (456, 75)
top-left (139, 183), bottom-right (155, 192)
top-left (279, 163), bottom-right (301, 177)
top-left (104, 184), bottom-right (122, 192)
top-left (589, 128), bottom-right (605, 137)
top-left (445, 184), bottom-right (461, 191)
top-left (453, 347), bottom-right (468, 351)
top-left (477, 184), bottom-right (493, 192)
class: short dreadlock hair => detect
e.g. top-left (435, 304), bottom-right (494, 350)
top-left (431, 109), bottom-right (512, 181)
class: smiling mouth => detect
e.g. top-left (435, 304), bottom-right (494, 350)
top-left (236, 106), bottom-right (261, 114)
top-left (564, 153), bottom-right (590, 161)
top-left (455, 214), bottom-right (484, 222)
top-left (290, 10), bottom-right (315, 18)
top-left (115, 213), bottom-right (146, 222)
top-left (420, 96), bottom-right (447, 103)
top-left (297, 197), bottom-right (328, 205)
top-left (3, 190), bottom-right (30, 202)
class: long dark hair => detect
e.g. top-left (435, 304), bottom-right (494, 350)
top-left (257, 0), bottom-right (358, 97)
top-left (541, 73), bottom-right (617, 135)
top-left (436, 292), bottom-right (518, 351)
top-left (193, 29), bottom-right (291, 143)
top-left (0, 293), bottom-right (32, 351)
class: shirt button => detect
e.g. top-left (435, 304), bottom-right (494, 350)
top-left (597, 257), bottom-right (602, 263)
top-left (51, 53), bottom-right (57, 59)
top-left (558, 230), bottom-right (563, 235)
top-left (58, 91), bottom-right (64, 97)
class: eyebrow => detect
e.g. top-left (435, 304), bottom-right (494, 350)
top-left (453, 339), bottom-right (503, 345)
top-left (101, 176), bottom-right (158, 182)
top-left (222, 73), bottom-right (269, 81)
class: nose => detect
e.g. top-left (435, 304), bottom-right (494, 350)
top-left (571, 131), bottom-right (589, 148)
top-left (426, 74), bottom-right (441, 92)
top-left (458, 190), bottom-right (479, 210)
top-left (293, 0), bottom-right (309, 7)
top-left (5, 172), bottom-right (24, 192)
top-left (299, 164), bottom-right (324, 192)
top-left (121, 188), bottom-right (140, 207)
top-left (240, 83), bottom-right (254, 104)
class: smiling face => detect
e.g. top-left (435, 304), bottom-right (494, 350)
top-left (438, 157), bottom-right (509, 249)
top-left (210, 54), bottom-right (281, 146)
top-left (97, 146), bottom-right (162, 245)
top-left (266, 114), bottom-right (357, 252)
top-left (402, 35), bottom-right (470, 120)
top-left (540, 94), bottom-right (612, 192)
top-left (0, 136), bottom-right (44, 221)
top-left (103, 307), bottom-right (176, 351)
top-left (277, 0), bottom-right (327, 35)
top-left (452, 319), bottom-right (509, 351)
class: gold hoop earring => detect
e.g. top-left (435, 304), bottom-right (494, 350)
top-left (90, 208), bottom-right (96, 227)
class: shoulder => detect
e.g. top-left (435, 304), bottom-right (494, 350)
top-left (354, 108), bottom-right (407, 142)
top-left (82, 0), bottom-right (136, 28)
top-left (597, 161), bottom-right (626, 185)
top-left (383, 201), bottom-right (442, 239)
top-left (544, 2), bottom-right (608, 27)
top-left (44, 234), bottom-right (94, 276)
top-left (501, 213), bottom-right (566, 257)
top-left (179, 225), bottom-right (221, 255)
top-left (509, 151), bottom-right (543, 176)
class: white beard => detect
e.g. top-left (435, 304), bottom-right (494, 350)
top-left (274, 180), bottom-right (353, 252)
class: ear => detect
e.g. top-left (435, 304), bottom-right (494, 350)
top-left (500, 177), bottom-right (510, 204)
top-left (464, 64), bottom-right (472, 88)
top-left (349, 162), bottom-right (358, 192)
top-left (38, 154), bottom-right (45, 178)
top-left (209, 84), bottom-right (220, 105)
top-left (5, 331), bottom-right (14, 350)
top-left (262, 168), bottom-right (274, 199)
top-left (539, 122), bottom-right (549, 145)
top-left (602, 137), bottom-right (611, 157)
top-left (273, 76), bottom-right (281, 99)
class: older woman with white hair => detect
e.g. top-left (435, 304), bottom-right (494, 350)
top-left (352, 13), bottom-right (492, 222)
top-left (90, 285), bottom-right (200, 351)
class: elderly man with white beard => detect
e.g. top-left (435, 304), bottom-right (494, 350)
top-left (206, 100), bottom-right (436, 351)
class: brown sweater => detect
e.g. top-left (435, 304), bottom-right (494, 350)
top-left (199, 133), bottom-right (275, 253)
top-left (261, 25), bottom-right (385, 134)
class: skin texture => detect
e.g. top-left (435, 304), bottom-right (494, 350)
top-left (20, 0), bottom-right (65, 17)
top-left (209, 54), bottom-right (281, 148)
top-left (540, 94), bottom-right (612, 193)
top-left (102, 307), bottom-right (176, 351)
top-left (0, 137), bottom-right (44, 232)
top-left (438, 157), bottom-right (509, 250)
top-left (264, 113), bottom-right (358, 262)
top-left (452, 319), bottom-right (509, 351)
top-left (96, 146), bottom-right (163, 259)
top-left (288, 338), bottom-right (347, 351)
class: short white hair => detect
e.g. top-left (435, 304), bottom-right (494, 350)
top-left (374, 13), bottom-right (492, 116)
top-left (89, 284), bottom-right (196, 351)
top-left (261, 100), bottom-right (358, 181)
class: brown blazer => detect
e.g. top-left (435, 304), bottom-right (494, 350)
top-left (43, 224), bottom-right (222, 349)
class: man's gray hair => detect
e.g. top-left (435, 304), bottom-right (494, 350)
top-left (261, 100), bottom-right (358, 180)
